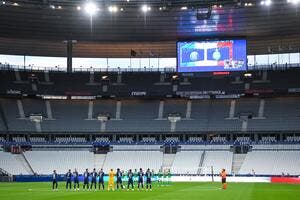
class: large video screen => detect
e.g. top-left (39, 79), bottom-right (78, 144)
top-left (177, 39), bottom-right (247, 72)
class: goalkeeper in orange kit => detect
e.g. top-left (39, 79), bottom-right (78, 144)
top-left (220, 169), bottom-right (227, 189)
top-left (108, 169), bottom-right (115, 191)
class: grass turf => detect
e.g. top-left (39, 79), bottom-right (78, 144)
top-left (0, 182), bottom-right (299, 200)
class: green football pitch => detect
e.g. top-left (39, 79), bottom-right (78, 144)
top-left (0, 182), bottom-right (299, 200)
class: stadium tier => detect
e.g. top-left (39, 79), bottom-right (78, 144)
top-left (0, 69), bottom-right (300, 97)
top-left (24, 151), bottom-right (95, 175)
top-left (0, 97), bottom-right (300, 132)
top-left (1, 1), bottom-right (300, 199)
top-left (239, 151), bottom-right (300, 175)
top-left (102, 151), bottom-right (163, 173)
top-left (1, 147), bottom-right (300, 176)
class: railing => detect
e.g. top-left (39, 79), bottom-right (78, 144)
top-left (0, 167), bottom-right (13, 182)
top-left (0, 64), bottom-right (176, 72)
top-left (1, 63), bottom-right (300, 73)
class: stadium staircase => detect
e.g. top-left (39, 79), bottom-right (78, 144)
top-left (162, 153), bottom-right (176, 169)
top-left (93, 154), bottom-right (107, 169)
top-left (231, 153), bottom-right (247, 175)
top-left (197, 151), bottom-right (206, 174)
top-left (15, 153), bottom-right (35, 175)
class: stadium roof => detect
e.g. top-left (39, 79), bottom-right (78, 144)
top-left (0, 0), bottom-right (299, 57)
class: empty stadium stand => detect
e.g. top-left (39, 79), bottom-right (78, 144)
top-left (0, 152), bottom-right (29, 175)
top-left (1, 97), bottom-right (300, 133)
top-left (239, 151), bottom-right (300, 175)
top-left (201, 151), bottom-right (233, 174)
top-left (102, 151), bottom-right (163, 172)
top-left (24, 151), bottom-right (95, 174)
top-left (171, 151), bottom-right (203, 174)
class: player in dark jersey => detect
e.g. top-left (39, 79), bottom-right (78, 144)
top-left (83, 168), bottom-right (90, 190)
top-left (98, 168), bottom-right (105, 190)
top-left (52, 170), bottom-right (58, 191)
top-left (137, 168), bottom-right (144, 190)
top-left (145, 168), bottom-right (152, 191)
top-left (127, 169), bottom-right (134, 191)
top-left (65, 169), bottom-right (72, 190)
top-left (91, 168), bottom-right (97, 190)
top-left (73, 169), bottom-right (79, 191)
top-left (116, 168), bottom-right (124, 190)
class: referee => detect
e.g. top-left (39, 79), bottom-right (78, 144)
top-left (220, 169), bottom-right (227, 190)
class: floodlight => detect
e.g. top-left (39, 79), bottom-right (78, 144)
top-left (108, 6), bottom-right (118, 13)
top-left (141, 5), bottom-right (151, 13)
top-left (84, 1), bottom-right (98, 16)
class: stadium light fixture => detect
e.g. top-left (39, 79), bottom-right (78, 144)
top-left (50, 5), bottom-right (55, 9)
top-left (108, 5), bottom-right (118, 13)
top-left (181, 6), bottom-right (188, 10)
top-left (2, 1), bottom-right (5, 5)
top-left (77, 6), bottom-right (81, 10)
top-left (141, 5), bottom-right (151, 13)
top-left (260, 0), bottom-right (272, 6)
top-left (172, 74), bottom-right (179, 80)
top-left (58, 5), bottom-right (62, 9)
top-left (101, 75), bottom-right (108, 80)
top-left (84, 1), bottom-right (98, 16)
top-left (287, 0), bottom-right (300, 4)
top-left (13, 2), bottom-right (18, 6)
top-left (244, 72), bottom-right (252, 78)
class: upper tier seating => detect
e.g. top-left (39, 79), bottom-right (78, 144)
top-left (285, 136), bottom-right (300, 143)
top-left (187, 137), bottom-right (204, 143)
top-left (141, 137), bottom-right (157, 143)
top-left (12, 137), bottom-right (27, 143)
top-left (1, 97), bottom-right (300, 132)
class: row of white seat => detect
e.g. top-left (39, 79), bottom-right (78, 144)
top-left (239, 151), bottom-right (300, 175)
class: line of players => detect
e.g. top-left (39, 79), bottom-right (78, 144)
top-left (52, 168), bottom-right (159, 191)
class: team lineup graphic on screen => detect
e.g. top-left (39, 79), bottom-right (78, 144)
top-left (177, 40), bottom-right (247, 72)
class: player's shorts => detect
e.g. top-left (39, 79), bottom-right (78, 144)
top-left (99, 178), bottom-right (104, 183)
top-left (53, 180), bottom-right (57, 184)
top-left (84, 178), bottom-right (89, 184)
top-left (74, 179), bottom-right (79, 183)
top-left (91, 178), bottom-right (97, 183)
top-left (222, 178), bottom-right (226, 184)
top-left (66, 179), bottom-right (71, 183)
top-left (138, 178), bottom-right (143, 183)
top-left (108, 180), bottom-right (114, 186)
top-left (128, 179), bottom-right (133, 184)
top-left (116, 178), bottom-right (122, 184)
top-left (146, 178), bottom-right (151, 184)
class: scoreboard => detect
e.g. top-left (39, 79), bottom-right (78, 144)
top-left (177, 39), bottom-right (247, 73)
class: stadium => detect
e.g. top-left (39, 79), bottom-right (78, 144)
top-left (0, 0), bottom-right (300, 200)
